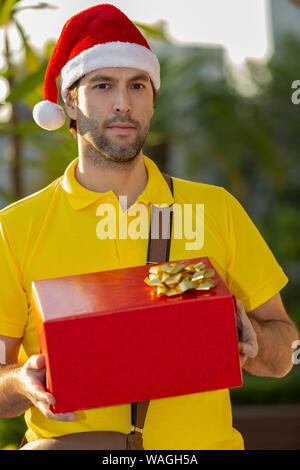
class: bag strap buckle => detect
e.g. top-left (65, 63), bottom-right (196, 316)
top-left (131, 425), bottom-right (143, 434)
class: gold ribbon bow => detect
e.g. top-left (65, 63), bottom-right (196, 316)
top-left (144, 261), bottom-right (216, 297)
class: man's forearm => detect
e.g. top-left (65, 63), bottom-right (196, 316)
top-left (0, 364), bottom-right (32, 418)
top-left (243, 316), bottom-right (299, 377)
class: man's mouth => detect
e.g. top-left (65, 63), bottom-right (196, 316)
top-left (107, 122), bottom-right (136, 134)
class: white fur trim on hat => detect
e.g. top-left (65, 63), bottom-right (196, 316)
top-left (60, 41), bottom-right (160, 100)
top-left (33, 100), bottom-right (65, 130)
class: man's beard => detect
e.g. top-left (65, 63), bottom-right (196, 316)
top-left (77, 113), bottom-right (151, 166)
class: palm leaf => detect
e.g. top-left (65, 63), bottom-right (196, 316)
top-left (5, 66), bottom-right (46, 104)
top-left (13, 2), bottom-right (57, 13)
top-left (0, 0), bottom-right (20, 26)
top-left (14, 19), bottom-right (41, 72)
top-left (134, 20), bottom-right (169, 41)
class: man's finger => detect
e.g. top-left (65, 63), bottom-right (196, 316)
top-left (26, 354), bottom-right (46, 370)
top-left (30, 390), bottom-right (56, 406)
top-left (239, 341), bottom-right (258, 358)
top-left (239, 353), bottom-right (247, 367)
top-left (36, 401), bottom-right (77, 421)
top-left (236, 298), bottom-right (245, 313)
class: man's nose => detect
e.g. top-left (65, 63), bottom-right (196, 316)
top-left (113, 88), bottom-right (131, 114)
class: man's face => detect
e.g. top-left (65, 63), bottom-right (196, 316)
top-left (66, 67), bottom-right (154, 164)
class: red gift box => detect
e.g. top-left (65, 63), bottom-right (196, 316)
top-left (31, 257), bottom-right (242, 413)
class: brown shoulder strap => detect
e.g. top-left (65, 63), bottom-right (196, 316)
top-left (131, 172), bottom-right (174, 433)
top-left (146, 173), bottom-right (173, 264)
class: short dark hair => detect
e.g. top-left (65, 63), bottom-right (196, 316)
top-left (68, 78), bottom-right (81, 140)
top-left (67, 76), bottom-right (159, 140)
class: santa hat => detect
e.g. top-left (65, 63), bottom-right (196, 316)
top-left (33, 4), bottom-right (160, 131)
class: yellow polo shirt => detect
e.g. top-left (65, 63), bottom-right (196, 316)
top-left (0, 154), bottom-right (288, 450)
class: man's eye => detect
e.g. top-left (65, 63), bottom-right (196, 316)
top-left (131, 83), bottom-right (144, 89)
top-left (95, 83), bottom-right (110, 89)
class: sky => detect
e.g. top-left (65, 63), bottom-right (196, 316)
top-left (9, 0), bottom-right (272, 64)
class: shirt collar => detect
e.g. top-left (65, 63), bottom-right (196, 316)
top-left (61, 154), bottom-right (174, 211)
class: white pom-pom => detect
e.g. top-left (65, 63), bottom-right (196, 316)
top-left (33, 100), bottom-right (65, 130)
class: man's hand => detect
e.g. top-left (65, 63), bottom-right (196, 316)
top-left (18, 354), bottom-right (77, 422)
top-left (236, 298), bottom-right (258, 367)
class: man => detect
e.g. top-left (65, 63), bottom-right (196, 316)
top-left (0, 4), bottom-right (298, 450)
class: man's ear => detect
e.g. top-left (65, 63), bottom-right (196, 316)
top-left (64, 92), bottom-right (77, 120)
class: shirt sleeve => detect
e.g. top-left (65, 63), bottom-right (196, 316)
top-left (223, 188), bottom-right (288, 312)
top-left (0, 216), bottom-right (28, 338)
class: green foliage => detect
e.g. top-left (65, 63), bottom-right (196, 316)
top-left (0, 1), bottom-right (64, 202)
top-left (0, 0), bottom-right (21, 26)
top-left (135, 20), bottom-right (170, 42)
top-left (231, 368), bottom-right (300, 405)
top-left (13, 2), bottom-right (57, 13)
top-left (0, 415), bottom-right (26, 449)
top-left (4, 66), bottom-right (46, 104)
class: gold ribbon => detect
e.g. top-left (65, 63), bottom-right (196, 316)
top-left (144, 261), bottom-right (216, 297)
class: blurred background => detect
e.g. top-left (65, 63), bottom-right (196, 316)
top-left (0, 0), bottom-right (300, 450)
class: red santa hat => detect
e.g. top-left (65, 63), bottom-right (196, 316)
top-left (33, 4), bottom-right (160, 131)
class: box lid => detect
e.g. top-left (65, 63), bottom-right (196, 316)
top-left (32, 257), bottom-right (233, 323)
